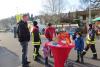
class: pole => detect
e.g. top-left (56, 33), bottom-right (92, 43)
top-left (89, 0), bottom-right (91, 24)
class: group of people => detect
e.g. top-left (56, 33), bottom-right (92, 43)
top-left (17, 14), bottom-right (56, 67)
top-left (17, 14), bottom-right (98, 67)
top-left (74, 23), bottom-right (97, 63)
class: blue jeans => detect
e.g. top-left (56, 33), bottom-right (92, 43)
top-left (20, 41), bottom-right (28, 65)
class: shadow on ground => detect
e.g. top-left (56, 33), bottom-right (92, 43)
top-left (30, 56), bottom-right (100, 67)
top-left (85, 57), bottom-right (100, 61)
top-left (64, 59), bottom-right (99, 67)
top-left (33, 56), bottom-right (54, 67)
top-left (0, 46), bottom-right (21, 67)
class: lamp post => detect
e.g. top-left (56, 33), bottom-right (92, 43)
top-left (89, 0), bottom-right (91, 24)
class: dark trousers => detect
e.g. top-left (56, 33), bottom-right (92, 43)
top-left (45, 57), bottom-right (48, 65)
top-left (76, 51), bottom-right (83, 62)
top-left (48, 38), bottom-right (52, 57)
top-left (82, 44), bottom-right (97, 58)
top-left (33, 45), bottom-right (40, 60)
top-left (20, 41), bottom-right (28, 65)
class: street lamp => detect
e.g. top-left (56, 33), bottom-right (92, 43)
top-left (89, 0), bottom-right (91, 24)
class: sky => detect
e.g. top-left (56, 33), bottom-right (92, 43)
top-left (0, 0), bottom-right (80, 19)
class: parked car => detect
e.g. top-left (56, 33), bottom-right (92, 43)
top-left (69, 27), bottom-right (78, 36)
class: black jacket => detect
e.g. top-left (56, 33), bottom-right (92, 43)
top-left (17, 20), bottom-right (30, 42)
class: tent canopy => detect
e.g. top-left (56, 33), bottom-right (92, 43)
top-left (92, 17), bottom-right (100, 23)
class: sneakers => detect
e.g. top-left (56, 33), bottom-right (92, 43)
top-left (75, 60), bottom-right (84, 63)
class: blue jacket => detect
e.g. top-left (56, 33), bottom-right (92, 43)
top-left (75, 37), bottom-right (84, 51)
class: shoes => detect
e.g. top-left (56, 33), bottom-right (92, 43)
top-left (22, 61), bottom-right (30, 67)
top-left (75, 60), bottom-right (80, 63)
top-left (80, 61), bottom-right (84, 64)
top-left (22, 64), bottom-right (29, 67)
top-left (92, 57), bottom-right (97, 60)
top-left (34, 57), bottom-right (39, 61)
top-left (92, 54), bottom-right (97, 60)
top-left (26, 61), bottom-right (30, 64)
top-left (34, 58), bottom-right (38, 61)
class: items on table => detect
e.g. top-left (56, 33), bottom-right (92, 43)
top-left (57, 32), bottom-right (71, 45)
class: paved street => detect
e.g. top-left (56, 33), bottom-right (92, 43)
top-left (0, 32), bottom-right (100, 67)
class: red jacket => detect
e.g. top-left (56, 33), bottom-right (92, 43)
top-left (45, 27), bottom-right (56, 41)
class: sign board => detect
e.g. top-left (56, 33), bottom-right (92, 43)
top-left (16, 14), bottom-right (23, 23)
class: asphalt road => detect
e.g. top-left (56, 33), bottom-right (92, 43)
top-left (0, 32), bottom-right (100, 67)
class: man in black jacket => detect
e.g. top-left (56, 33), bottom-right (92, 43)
top-left (17, 14), bottom-right (30, 67)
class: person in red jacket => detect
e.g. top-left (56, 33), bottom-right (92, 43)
top-left (45, 23), bottom-right (56, 57)
top-left (45, 23), bottom-right (56, 41)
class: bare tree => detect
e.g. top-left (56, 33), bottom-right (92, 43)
top-left (80, 0), bottom-right (100, 10)
top-left (42, 0), bottom-right (67, 24)
top-left (43, 0), bottom-right (66, 14)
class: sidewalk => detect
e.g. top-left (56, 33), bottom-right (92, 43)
top-left (0, 32), bottom-right (100, 67)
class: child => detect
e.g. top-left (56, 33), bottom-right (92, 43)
top-left (42, 43), bottom-right (50, 67)
top-left (74, 32), bottom-right (84, 63)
